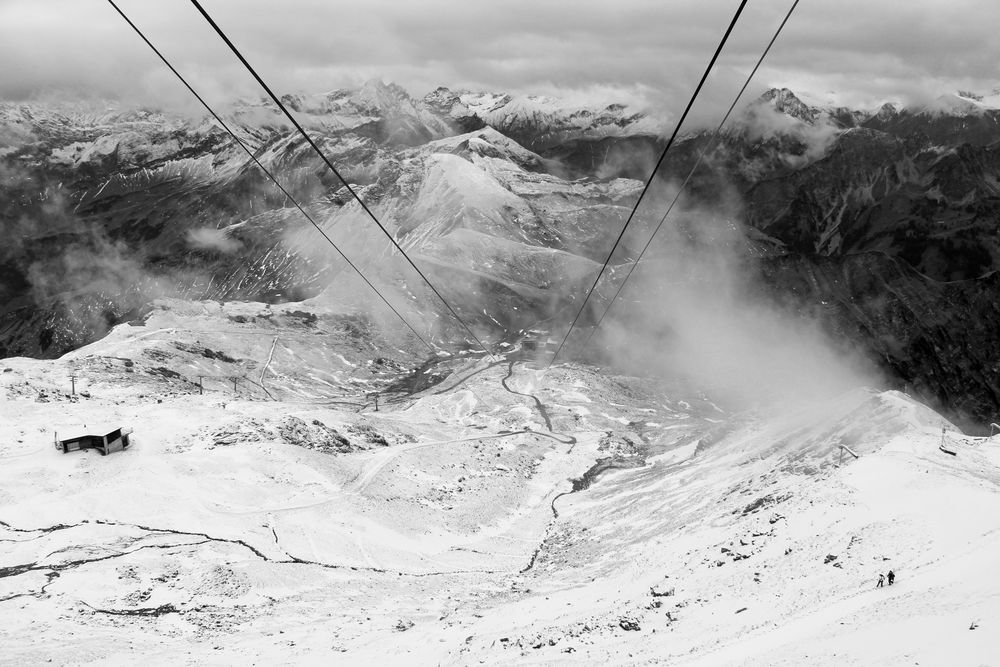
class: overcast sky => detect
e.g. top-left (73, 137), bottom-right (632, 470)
top-left (1, 0), bottom-right (997, 116)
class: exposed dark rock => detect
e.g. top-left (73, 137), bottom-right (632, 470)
top-left (618, 617), bottom-right (641, 631)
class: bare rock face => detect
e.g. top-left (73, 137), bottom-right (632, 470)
top-left (210, 418), bottom-right (273, 447)
top-left (209, 415), bottom-right (396, 454)
top-left (276, 417), bottom-right (353, 454)
top-left (347, 422), bottom-right (390, 448)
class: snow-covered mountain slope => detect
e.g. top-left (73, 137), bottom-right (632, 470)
top-left (462, 389), bottom-right (1000, 665)
top-left (232, 80), bottom-right (455, 148)
top-left (270, 126), bottom-right (643, 335)
top-left (444, 89), bottom-right (663, 148)
top-left (5, 82), bottom-right (1000, 430)
top-left (0, 87), bottom-right (653, 357)
top-left (1, 300), bottom-right (998, 664)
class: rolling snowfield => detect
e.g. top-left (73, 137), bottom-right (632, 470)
top-left (1, 299), bottom-right (999, 665)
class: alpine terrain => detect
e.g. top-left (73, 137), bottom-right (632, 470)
top-left (2, 80), bottom-right (1000, 665)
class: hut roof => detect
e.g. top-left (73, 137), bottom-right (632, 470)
top-left (57, 424), bottom-right (131, 442)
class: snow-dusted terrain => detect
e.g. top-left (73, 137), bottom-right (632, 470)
top-left (6, 81), bottom-right (1000, 436)
top-left (1, 298), bottom-right (998, 665)
top-left (5, 79), bottom-right (1000, 665)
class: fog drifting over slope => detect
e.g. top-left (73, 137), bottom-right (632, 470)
top-left (590, 192), bottom-right (878, 410)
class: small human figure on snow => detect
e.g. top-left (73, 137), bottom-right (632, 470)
top-left (887, 570), bottom-right (895, 586)
top-left (876, 573), bottom-right (885, 588)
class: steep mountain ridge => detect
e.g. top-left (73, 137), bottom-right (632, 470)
top-left (2, 81), bottom-right (1000, 427)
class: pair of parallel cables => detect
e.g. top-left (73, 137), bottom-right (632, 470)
top-left (108, 0), bottom-right (489, 357)
top-left (548, 0), bottom-right (801, 367)
top-left (107, 0), bottom-right (799, 368)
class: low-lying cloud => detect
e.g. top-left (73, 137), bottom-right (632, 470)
top-left (186, 226), bottom-right (242, 253)
top-left (1, 0), bottom-right (997, 122)
top-left (589, 194), bottom-right (877, 410)
top-left (741, 103), bottom-right (843, 165)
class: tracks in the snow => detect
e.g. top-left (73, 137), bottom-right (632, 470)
top-left (0, 357), bottom-right (600, 593)
top-left (0, 517), bottom-right (505, 601)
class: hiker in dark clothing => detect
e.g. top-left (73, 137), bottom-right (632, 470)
top-left (876, 573), bottom-right (885, 588)
top-left (887, 570), bottom-right (895, 585)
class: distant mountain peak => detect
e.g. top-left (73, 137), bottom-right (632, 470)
top-left (759, 88), bottom-right (818, 123)
top-left (873, 102), bottom-right (898, 120)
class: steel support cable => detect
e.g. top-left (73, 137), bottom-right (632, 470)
top-left (106, 0), bottom-right (435, 353)
top-left (189, 0), bottom-right (494, 358)
top-left (546, 0), bottom-right (749, 369)
top-left (583, 0), bottom-right (802, 347)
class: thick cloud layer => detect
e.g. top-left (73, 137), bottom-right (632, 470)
top-left (1, 0), bottom-right (997, 116)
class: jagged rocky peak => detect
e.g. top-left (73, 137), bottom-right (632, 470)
top-left (271, 79), bottom-right (419, 117)
top-left (873, 101), bottom-right (899, 120)
top-left (759, 87), bottom-right (819, 123)
top-left (422, 86), bottom-right (463, 113)
top-left (277, 92), bottom-right (307, 112)
top-left (353, 78), bottom-right (416, 113)
top-left (421, 86), bottom-right (485, 132)
top-left (749, 88), bottom-right (879, 129)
